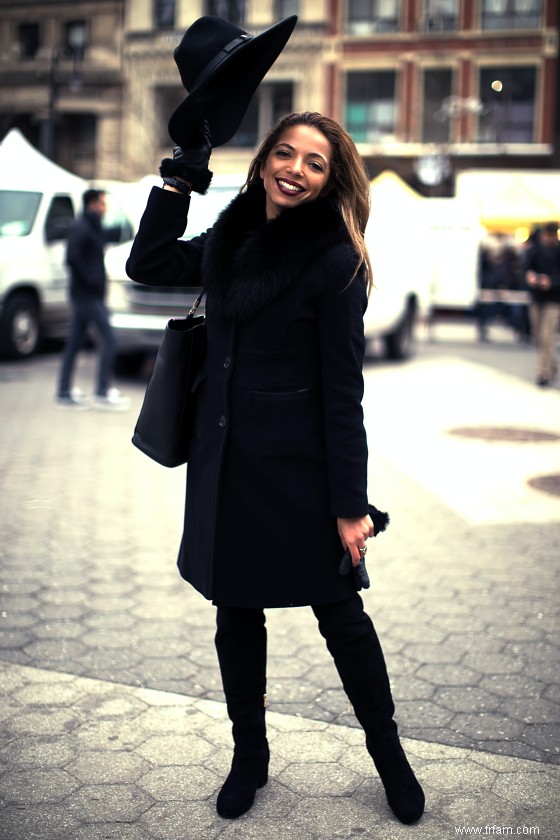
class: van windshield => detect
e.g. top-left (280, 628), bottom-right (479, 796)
top-left (0, 190), bottom-right (42, 236)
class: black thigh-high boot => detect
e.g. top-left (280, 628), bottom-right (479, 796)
top-left (214, 606), bottom-right (269, 819)
top-left (312, 594), bottom-right (424, 824)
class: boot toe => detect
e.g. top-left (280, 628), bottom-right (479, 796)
top-left (386, 781), bottom-right (425, 824)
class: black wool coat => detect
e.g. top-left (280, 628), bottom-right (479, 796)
top-left (126, 182), bottom-right (370, 608)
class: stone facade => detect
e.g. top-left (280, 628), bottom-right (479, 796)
top-left (0, 0), bottom-right (558, 188)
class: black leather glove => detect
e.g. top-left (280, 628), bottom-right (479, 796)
top-left (160, 120), bottom-right (213, 195)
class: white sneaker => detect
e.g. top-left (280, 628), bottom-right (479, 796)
top-left (93, 387), bottom-right (130, 412)
top-left (55, 388), bottom-right (91, 409)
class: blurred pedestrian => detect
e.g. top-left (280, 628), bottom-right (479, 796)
top-left (56, 188), bottom-right (129, 409)
top-left (476, 244), bottom-right (499, 341)
top-left (127, 98), bottom-right (425, 826)
top-left (523, 221), bottom-right (560, 387)
top-left (496, 244), bottom-right (530, 342)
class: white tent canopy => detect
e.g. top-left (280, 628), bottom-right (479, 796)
top-left (0, 128), bottom-right (86, 193)
top-left (456, 169), bottom-right (560, 234)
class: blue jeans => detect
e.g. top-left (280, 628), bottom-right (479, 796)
top-left (58, 297), bottom-right (116, 397)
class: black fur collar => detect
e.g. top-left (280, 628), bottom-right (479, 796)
top-left (201, 181), bottom-right (350, 321)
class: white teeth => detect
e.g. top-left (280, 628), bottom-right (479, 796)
top-left (278, 179), bottom-right (302, 193)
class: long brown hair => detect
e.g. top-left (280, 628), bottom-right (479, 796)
top-left (245, 112), bottom-right (373, 291)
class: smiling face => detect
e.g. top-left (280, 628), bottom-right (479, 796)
top-left (259, 124), bottom-right (332, 220)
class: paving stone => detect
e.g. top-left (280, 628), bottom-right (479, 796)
top-left (463, 652), bottom-right (526, 675)
top-left (0, 611), bottom-right (37, 629)
top-left (67, 825), bottom-right (150, 840)
top-left (137, 705), bottom-right (203, 734)
top-left (0, 767), bottom-right (80, 804)
top-left (404, 642), bottom-right (468, 664)
top-left (440, 792), bottom-right (528, 826)
top-left (4, 708), bottom-right (82, 737)
top-left (0, 630), bottom-right (33, 650)
top-left (0, 738), bottom-right (76, 769)
top-left (220, 818), bottom-right (315, 839)
top-left (23, 639), bottom-right (88, 662)
top-left (521, 723), bottom-right (560, 754)
top-left (65, 782), bottom-right (154, 822)
top-left (30, 622), bottom-right (85, 641)
top-left (0, 803), bottom-right (81, 839)
top-left (500, 696), bottom-right (559, 724)
top-left (35, 604), bottom-right (89, 621)
top-left (74, 691), bottom-right (148, 719)
top-left (136, 734), bottom-right (215, 765)
top-left (420, 759), bottom-right (497, 792)
top-left (139, 801), bottom-right (225, 840)
top-left (12, 682), bottom-right (86, 706)
top-left (433, 685), bottom-right (502, 714)
top-left (479, 673), bottom-right (549, 699)
top-left (66, 751), bottom-right (151, 783)
top-left (82, 612), bottom-right (138, 630)
top-left (290, 796), bottom-right (382, 836)
top-left (138, 764), bottom-right (220, 801)
top-left (277, 761), bottom-right (361, 796)
top-left (74, 718), bottom-right (148, 751)
top-left (415, 664), bottom-right (482, 687)
top-left (493, 769), bottom-right (559, 807)
top-left (273, 730), bottom-right (347, 763)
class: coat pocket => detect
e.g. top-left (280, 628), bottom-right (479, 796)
top-left (253, 386), bottom-right (323, 458)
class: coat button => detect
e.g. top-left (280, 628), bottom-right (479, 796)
top-left (223, 356), bottom-right (231, 369)
top-left (218, 415), bottom-right (226, 428)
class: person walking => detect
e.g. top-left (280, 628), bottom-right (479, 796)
top-left (524, 221), bottom-right (560, 387)
top-left (56, 188), bottom-right (128, 409)
top-left (127, 109), bottom-right (425, 825)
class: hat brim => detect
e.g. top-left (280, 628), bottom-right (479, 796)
top-left (168, 16), bottom-right (297, 149)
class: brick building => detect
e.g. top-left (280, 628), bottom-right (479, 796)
top-left (0, 0), bottom-right (558, 191)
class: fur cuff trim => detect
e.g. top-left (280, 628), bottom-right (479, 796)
top-left (160, 158), bottom-right (213, 195)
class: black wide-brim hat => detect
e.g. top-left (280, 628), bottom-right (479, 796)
top-left (168, 15), bottom-right (298, 149)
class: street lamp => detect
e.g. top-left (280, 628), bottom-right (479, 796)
top-left (43, 32), bottom-right (84, 161)
top-left (414, 95), bottom-right (485, 187)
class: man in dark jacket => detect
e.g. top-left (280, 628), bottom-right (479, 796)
top-left (56, 188), bottom-right (128, 409)
top-left (524, 221), bottom-right (560, 387)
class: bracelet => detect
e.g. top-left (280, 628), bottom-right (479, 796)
top-left (162, 176), bottom-right (192, 195)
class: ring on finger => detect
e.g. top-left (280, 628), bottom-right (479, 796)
top-left (358, 545), bottom-right (367, 555)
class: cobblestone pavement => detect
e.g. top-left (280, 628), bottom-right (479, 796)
top-left (1, 324), bottom-right (559, 838)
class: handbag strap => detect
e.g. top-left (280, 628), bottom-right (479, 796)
top-left (187, 289), bottom-right (205, 318)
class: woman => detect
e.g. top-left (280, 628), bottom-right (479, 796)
top-left (126, 112), bottom-right (424, 824)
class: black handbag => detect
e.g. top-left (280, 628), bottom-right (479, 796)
top-left (132, 291), bottom-right (207, 467)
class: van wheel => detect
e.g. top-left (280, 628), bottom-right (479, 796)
top-left (384, 302), bottom-right (416, 360)
top-left (0, 292), bottom-right (41, 359)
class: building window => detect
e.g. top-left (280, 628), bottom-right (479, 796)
top-left (347, 0), bottom-right (400, 34)
top-left (64, 21), bottom-right (87, 60)
top-left (480, 0), bottom-right (542, 30)
top-left (421, 69), bottom-right (453, 143)
top-left (227, 82), bottom-right (294, 147)
top-left (154, 0), bottom-right (175, 29)
top-left (19, 23), bottom-right (40, 59)
top-left (156, 86), bottom-right (185, 146)
top-left (276, 0), bottom-right (298, 18)
top-left (345, 71), bottom-right (397, 143)
top-left (205, 0), bottom-right (246, 26)
top-left (422, 0), bottom-right (459, 32)
top-left (478, 66), bottom-right (536, 143)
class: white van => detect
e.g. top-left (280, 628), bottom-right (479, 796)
top-left (0, 130), bottom-right (132, 358)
